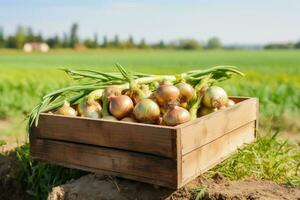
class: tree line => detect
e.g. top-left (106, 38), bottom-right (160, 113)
top-left (0, 23), bottom-right (223, 50)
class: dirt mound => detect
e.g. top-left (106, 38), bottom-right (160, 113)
top-left (48, 173), bottom-right (300, 200)
top-left (194, 173), bottom-right (300, 200)
top-left (0, 150), bottom-right (29, 200)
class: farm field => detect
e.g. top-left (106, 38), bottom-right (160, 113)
top-left (1, 49), bottom-right (300, 138)
top-left (0, 49), bottom-right (300, 199)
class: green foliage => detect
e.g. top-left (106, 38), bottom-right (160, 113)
top-left (0, 139), bottom-right (6, 146)
top-left (265, 43), bottom-right (295, 49)
top-left (0, 27), bottom-right (4, 48)
top-left (207, 132), bottom-right (300, 186)
top-left (69, 23), bottom-right (79, 48)
top-left (15, 144), bottom-right (86, 199)
top-left (206, 37), bottom-right (222, 49)
top-left (175, 39), bottom-right (202, 50)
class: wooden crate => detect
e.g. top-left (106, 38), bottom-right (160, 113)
top-left (30, 97), bottom-right (258, 189)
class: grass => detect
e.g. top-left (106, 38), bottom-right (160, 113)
top-left (15, 144), bottom-right (86, 199)
top-left (208, 132), bottom-right (300, 187)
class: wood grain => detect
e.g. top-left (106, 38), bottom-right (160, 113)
top-left (33, 114), bottom-right (177, 158)
top-left (181, 121), bottom-right (256, 185)
top-left (179, 98), bottom-right (258, 155)
top-left (30, 138), bottom-right (178, 188)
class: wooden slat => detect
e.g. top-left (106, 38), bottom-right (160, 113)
top-left (30, 138), bottom-right (178, 188)
top-left (179, 98), bottom-right (258, 155)
top-left (181, 121), bottom-right (255, 185)
top-left (33, 114), bottom-right (177, 158)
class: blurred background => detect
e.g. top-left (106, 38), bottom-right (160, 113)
top-left (1, 0), bottom-right (300, 148)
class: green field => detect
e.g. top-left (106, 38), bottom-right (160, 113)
top-left (1, 49), bottom-right (300, 199)
top-left (1, 49), bottom-right (300, 134)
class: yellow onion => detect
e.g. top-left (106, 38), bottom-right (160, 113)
top-left (133, 99), bottom-right (160, 124)
top-left (227, 99), bottom-right (235, 107)
top-left (77, 100), bottom-right (102, 119)
top-left (154, 84), bottom-right (180, 106)
top-left (163, 106), bottom-right (191, 126)
top-left (121, 117), bottom-right (137, 123)
top-left (55, 101), bottom-right (77, 116)
top-left (198, 107), bottom-right (215, 117)
top-left (102, 115), bottom-right (118, 121)
top-left (219, 106), bottom-right (227, 110)
top-left (109, 95), bottom-right (134, 119)
top-left (176, 82), bottom-right (194, 103)
top-left (203, 86), bottom-right (228, 109)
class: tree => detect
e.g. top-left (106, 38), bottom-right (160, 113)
top-left (62, 33), bottom-right (69, 48)
top-left (294, 41), bottom-right (300, 49)
top-left (93, 33), bottom-right (98, 47)
top-left (138, 38), bottom-right (148, 49)
top-left (176, 39), bottom-right (202, 50)
top-left (206, 37), bottom-right (222, 49)
top-left (101, 35), bottom-right (108, 48)
top-left (26, 27), bottom-right (35, 42)
top-left (69, 23), bottom-right (79, 48)
top-left (113, 35), bottom-right (119, 47)
top-left (15, 25), bottom-right (26, 49)
top-left (0, 27), bottom-right (4, 48)
top-left (123, 35), bottom-right (135, 48)
top-left (46, 35), bottom-right (62, 48)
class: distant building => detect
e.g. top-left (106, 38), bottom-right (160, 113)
top-left (23, 43), bottom-right (49, 53)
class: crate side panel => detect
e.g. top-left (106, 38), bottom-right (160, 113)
top-left (30, 138), bottom-right (177, 187)
top-left (181, 121), bottom-right (255, 185)
top-left (34, 114), bottom-right (175, 158)
top-left (180, 98), bottom-right (257, 155)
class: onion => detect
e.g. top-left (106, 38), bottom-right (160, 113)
top-left (154, 84), bottom-right (180, 106)
top-left (78, 100), bottom-right (102, 118)
top-left (133, 99), bottom-right (160, 124)
top-left (102, 115), bottom-right (118, 121)
top-left (109, 95), bottom-right (134, 119)
top-left (227, 99), bottom-right (235, 107)
top-left (219, 106), bottom-right (227, 110)
top-left (121, 117), bottom-right (137, 123)
top-left (55, 101), bottom-right (77, 116)
top-left (176, 82), bottom-right (194, 103)
top-left (163, 106), bottom-right (191, 126)
top-left (203, 86), bottom-right (228, 109)
top-left (198, 107), bottom-right (214, 117)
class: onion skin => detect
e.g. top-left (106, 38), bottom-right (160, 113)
top-left (55, 101), bottom-right (77, 117)
top-left (109, 95), bottom-right (134, 119)
top-left (154, 85), bottom-right (180, 106)
top-left (133, 99), bottom-right (160, 124)
top-left (227, 99), bottom-right (235, 107)
top-left (176, 82), bottom-right (194, 103)
top-left (203, 86), bottom-right (228, 109)
top-left (163, 106), bottom-right (191, 126)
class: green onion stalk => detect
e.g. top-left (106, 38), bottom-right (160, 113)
top-left (28, 65), bottom-right (243, 127)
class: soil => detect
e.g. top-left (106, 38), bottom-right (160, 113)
top-left (0, 150), bottom-right (30, 200)
top-left (48, 173), bottom-right (300, 200)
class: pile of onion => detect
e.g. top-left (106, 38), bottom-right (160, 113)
top-left (51, 80), bottom-right (235, 127)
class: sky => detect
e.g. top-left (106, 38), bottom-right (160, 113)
top-left (0, 0), bottom-right (300, 45)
